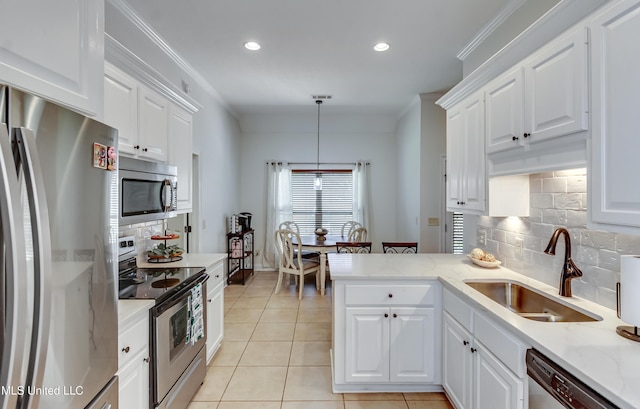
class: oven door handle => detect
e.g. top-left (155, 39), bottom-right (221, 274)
top-left (152, 273), bottom-right (209, 317)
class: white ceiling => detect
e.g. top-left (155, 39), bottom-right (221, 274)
top-left (122, 0), bottom-right (512, 115)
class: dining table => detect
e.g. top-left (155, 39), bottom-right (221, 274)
top-left (292, 234), bottom-right (345, 296)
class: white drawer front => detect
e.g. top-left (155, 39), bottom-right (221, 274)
top-left (118, 317), bottom-right (149, 370)
top-left (474, 312), bottom-right (528, 377)
top-left (345, 284), bottom-right (435, 306)
top-left (208, 262), bottom-right (225, 288)
top-left (443, 289), bottom-right (473, 332)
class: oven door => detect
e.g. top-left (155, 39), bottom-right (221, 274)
top-left (152, 280), bottom-right (207, 406)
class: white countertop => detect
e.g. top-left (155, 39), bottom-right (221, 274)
top-left (136, 253), bottom-right (227, 270)
top-left (118, 299), bottom-right (154, 328)
top-left (328, 253), bottom-right (640, 409)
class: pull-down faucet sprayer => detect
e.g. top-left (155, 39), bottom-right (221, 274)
top-left (544, 228), bottom-right (582, 297)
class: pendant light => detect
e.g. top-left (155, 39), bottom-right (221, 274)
top-left (314, 99), bottom-right (323, 190)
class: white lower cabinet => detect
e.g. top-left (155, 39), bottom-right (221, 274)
top-left (443, 289), bottom-right (527, 409)
top-left (345, 307), bottom-right (435, 384)
top-left (333, 280), bottom-right (440, 392)
top-left (118, 350), bottom-right (150, 409)
top-left (206, 261), bottom-right (225, 363)
top-left (118, 302), bottom-right (151, 409)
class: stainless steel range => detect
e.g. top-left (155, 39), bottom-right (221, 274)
top-left (118, 236), bottom-right (208, 409)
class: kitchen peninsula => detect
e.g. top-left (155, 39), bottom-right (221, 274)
top-left (328, 253), bottom-right (639, 409)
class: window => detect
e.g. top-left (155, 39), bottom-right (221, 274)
top-left (452, 212), bottom-right (464, 254)
top-left (290, 170), bottom-right (353, 235)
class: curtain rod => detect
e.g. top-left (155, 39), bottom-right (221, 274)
top-left (266, 161), bottom-right (370, 166)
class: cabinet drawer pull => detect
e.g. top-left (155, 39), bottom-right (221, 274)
top-left (384, 313), bottom-right (389, 318)
top-left (523, 132), bottom-right (530, 138)
top-left (470, 347), bottom-right (477, 353)
top-left (512, 135), bottom-right (519, 141)
top-left (463, 340), bottom-right (469, 346)
top-left (388, 293), bottom-right (393, 298)
top-left (133, 145), bottom-right (140, 150)
top-left (122, 346), bottom-right (130, 353)
top-left (142, 148), bottom-right (148, 152)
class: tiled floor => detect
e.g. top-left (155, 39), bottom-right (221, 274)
top-left (188, 271), bottom-right (453, 409)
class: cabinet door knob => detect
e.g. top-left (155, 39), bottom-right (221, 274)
top-left (512, 136), bottom-right (519, 141)
top-left (143, 357), bottom-right (150, 363)
top-left (122, 346), bottom-right (130, 353)
top-left (524, 132), bottom-right (530, 138)
top-left (470, 347), bottom-right (477, 353)
top-left (393, 313), bottom-right (398, 318)
top-left (208, 298), bottom-right (212, 303)
top-left (463, 340), bottom-right (469, 346)
top-left (142, 148), bottom-right (148, 152)
top-left (388, 293), bottom-right (393, 298)
top-left (384, 313), bottom-right (389, 318)
top-left (133, 145), bottom-right (140, 150)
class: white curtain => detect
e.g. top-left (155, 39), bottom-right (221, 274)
top-left (263, 161), bottom-right (292, 269)
top-left (353, 161), bottom-right (371, 230)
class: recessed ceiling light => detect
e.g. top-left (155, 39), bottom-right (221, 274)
top-left (373, 42), bottom-right (390, 52)
top-left (244, 41), bottom-right (261, 51)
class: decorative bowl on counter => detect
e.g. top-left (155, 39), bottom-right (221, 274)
top-left (467, 254), bottom-right (501, 268)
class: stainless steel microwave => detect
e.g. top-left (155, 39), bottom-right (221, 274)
top-left (119, 157), bottom-right (178, 226)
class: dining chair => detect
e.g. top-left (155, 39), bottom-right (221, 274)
top-left (336, 241), bottom-right (372, 254)
top-left (278, 221), bottom-right (320, 260)
top-left (348, 227), bottom-right (368, 242)
top-left (341, 221), bottom-right (363, 238)
top-left (382, 242), bottom-right (418, 254)
top-left (273, 229), bottom-right (321, 300)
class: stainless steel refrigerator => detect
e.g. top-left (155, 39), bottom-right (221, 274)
top-left (0, 86), bottom-right (119, 409)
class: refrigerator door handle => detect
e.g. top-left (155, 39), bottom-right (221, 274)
top-left (14, 127), bottom-right (53, 409)
top-left (0, 124), bottom-right (29, 409)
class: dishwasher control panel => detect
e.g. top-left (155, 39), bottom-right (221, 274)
top-left (526, 349), bottom-right (619, 409)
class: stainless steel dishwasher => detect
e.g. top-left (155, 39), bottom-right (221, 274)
top-left (526, 349), bottom-right (619, 409)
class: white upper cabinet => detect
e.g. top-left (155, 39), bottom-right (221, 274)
top-left (447, 92), bottom-right (486, 214)
top-left (168, 105), bottom-right (193, 213)
top-left (589, 0), bottom-right (640, 233)
top-left (0, 0), bottom-right (104, 116)
top-left (524, 26), bottom-right (589, 143)
top-left (486, 26), bottom-right (589, 155)
top-left (104, 63), bottom-right (138, 154)
top-left (138, 86), bottom-right (169, 162)
top-left (485, 67), bottom-right (525, 154)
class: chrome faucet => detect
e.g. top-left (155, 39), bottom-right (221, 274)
top-left (544, 228), bottom-right (582, 297)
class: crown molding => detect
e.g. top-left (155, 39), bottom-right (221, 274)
top-left (105, 34), bottom-right (201, 114)
top-left (106, 0), bottom-right (236, 117)
top-left (437, 0), bottom-right (607, 110)
top-left (456, 0), bottom-right (528, 61)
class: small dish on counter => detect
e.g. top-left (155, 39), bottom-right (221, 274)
top-left (467, 254), bottom-right (502, 268)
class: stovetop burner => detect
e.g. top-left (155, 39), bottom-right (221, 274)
top-left (117, 236), bottom-right (206, 304)
top-left (118, 264), bottom-right (206, 303)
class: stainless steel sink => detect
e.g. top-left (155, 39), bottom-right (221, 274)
top-left (465, 280), bottom-right (602, 322)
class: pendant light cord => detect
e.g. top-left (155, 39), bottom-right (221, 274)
top-left (316, 99), bottom-right (322, 171)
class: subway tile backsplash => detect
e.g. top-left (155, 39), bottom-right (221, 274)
top-left (469, 169), bottom-right (640, 311)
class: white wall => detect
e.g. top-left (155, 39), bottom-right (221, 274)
top-left (239, 112), bottom-right (398, 264)
top-left (106, 2), bottom-right (241, 252)
top-left (395, 98), bottom-right (421, 242)
top-left (419, 94), bottom-right (447, 252)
